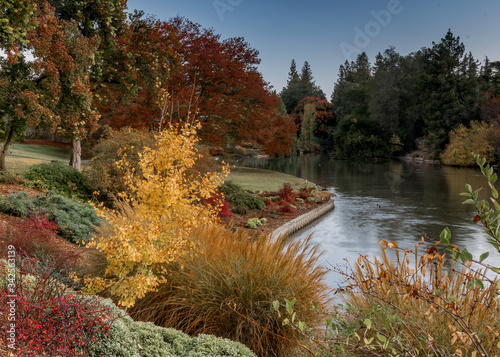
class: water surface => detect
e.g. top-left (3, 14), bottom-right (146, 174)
top-left (232, 154), bottom-right (500, 288)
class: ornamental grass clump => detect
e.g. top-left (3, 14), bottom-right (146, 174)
top-left (131, 225), bottom-right (331, 357)
top-left (330, 241), bottom-right (500, 356)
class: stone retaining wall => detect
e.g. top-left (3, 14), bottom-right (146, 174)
top-left (270, 199), bottom-right (335, 242)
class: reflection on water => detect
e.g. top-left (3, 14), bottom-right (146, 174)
top-left (231, 154), bottom-right (500, 288)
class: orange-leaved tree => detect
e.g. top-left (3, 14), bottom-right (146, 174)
top-left (83, 122), bottom-right (228, 308)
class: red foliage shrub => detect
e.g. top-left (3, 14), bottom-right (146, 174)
top-left (202, 192), bottom-right (230, 218)
top-left (279, 183), bottom-right (296, 203)
top-left (219, 200), bottom-right (232, 217)
top-left (0, 257), bottom-right (115, 356)
top-left (263, 198), bottom-right (275, 207)
top-left (5, 210), bottom-right (58, 256)
top-left (278, 202), bottom-right (296, 214)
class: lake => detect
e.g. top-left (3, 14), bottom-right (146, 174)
top-left (231, 154), bottom-right (500, 289)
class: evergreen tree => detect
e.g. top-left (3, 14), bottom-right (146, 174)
top-left (281, 59), bottom-right (325, 114)
top-left (331, 52), bottom-right (372, 121)
top-left (280, 59), bottom-right (302, 113)
top-left (420, 30), bottom-right (482, 155)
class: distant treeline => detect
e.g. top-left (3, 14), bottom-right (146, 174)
top-left (281, 30), bottom-right (500, 164)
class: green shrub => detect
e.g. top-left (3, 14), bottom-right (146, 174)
top-left (220, 181), bottom-right (264, 215)
top-left (0, 192), bottom-right (100, 244)
top-left (245, 217), bottom-right (262, 229)
top-left (25, 161), bottom-right (93, 199)
top-left (331, 116), bottom-right (391, 160)
top-left (0, 171), bottom-right (25, 185)
top-left (131, 225), bottom-right (330, 357)
top-left (89, 298), bottom-right (256, 357)
top-left (0, 191), bottom-right (31, 215)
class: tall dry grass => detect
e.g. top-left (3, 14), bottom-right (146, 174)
top-left (334, 241), bottom-right (500, 356)
top-left (130, 225), bottom-right (331, 357)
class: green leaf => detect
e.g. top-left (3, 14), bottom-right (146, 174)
top-left (465, 183), bottom-right (473, 193)
top-left (462, 198), bottom-right (475, 205)
top-left (475, 279), bottom-right (485, 289)
top-left (364, 337), bottom-right (374, 345)
top-left (491, 210), bottom-right (500, 223)
top-left (480, 252), bottom-right (489, 263)
top-left (364, 318), bottom-right (372, 330)
top-left (377, 332), bottom-right (387, 343)
top-left (459, 192), bottom-right (472, 197)
top-left (298, 321), bottom-right (305, 332)
top-left (492, 187), bottom-right (499, 200)
top-left (488, 267), bottom-right (500, 274)
top-left (440, 228), bottom-right (451, 245)
top-left (272, 300), bottom-right (280, 310)
top-left (286, 298), bottom-right (296, 308)
top-left (490, 173), bottom-right (498, 185)
top-left (436, 289), bottom-right (442, 297)
top-left (462, 248), bottom-right (473, 262)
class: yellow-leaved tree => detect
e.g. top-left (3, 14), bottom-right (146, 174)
top-left (83, 123), bottom-right (228, 308)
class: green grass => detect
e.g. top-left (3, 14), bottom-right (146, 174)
top-left (226, 167), bottom-right (316, 192)
top-left (5, 144), bottom-right (71, 174)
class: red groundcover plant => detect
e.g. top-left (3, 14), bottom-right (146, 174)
top-left (0, 256), bottom-right (115, 356)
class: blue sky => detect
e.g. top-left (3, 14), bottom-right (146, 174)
top-left (125, 0), bottom-right (500, 98)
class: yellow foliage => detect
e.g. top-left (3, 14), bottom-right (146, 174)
top-left (83, 123), bottom-right (228, 308)
top-left (441, 121), bottom-right (495, 166)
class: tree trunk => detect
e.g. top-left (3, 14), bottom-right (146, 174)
top-left (0, 127), bottom-right (15, 172)
top-left (71, 138), bottom-right (81, 171)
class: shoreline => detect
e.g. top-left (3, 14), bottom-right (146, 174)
top-left (270, 198), bottom-right (335, 242)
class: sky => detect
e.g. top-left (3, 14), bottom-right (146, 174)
top-left (125, 0), bottom-right (500, 98)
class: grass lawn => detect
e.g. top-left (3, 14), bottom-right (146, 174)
top-left (226, 167), bottom-right (316, 192)
top-left (5, 144), bottom-right (71, 174)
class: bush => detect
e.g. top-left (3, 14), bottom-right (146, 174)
top-left (278, 202), bottom-right (296, 213)
top-left (279, 182), bottom-right (296, 203)
top-left (0, 192), bottom-right (100, 244)
top-left (84, 126), bottom-right (156, 201)
top-left (89, 298), bottom-right (256, 357)
top-left (0, 171), bottom-right (25, 185)
top-left (25, 161), bottom-right (93, 199)
top-left (83, 124), bottom-right (227, 308)
top-left (245, 217), bottom-right (262, 229)
top-left (331, 116), bottom-right (391, 160)
top-left (220, 181), bottom-right (265, 215)
top-left (0, 258), bottom-right (114, 356)
top-left (440, 121), bottom-right (496, 166)
top-left (131, 225), bottom-right (330, 357)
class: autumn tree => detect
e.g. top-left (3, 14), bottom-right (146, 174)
top-left (28, 1), bottom-right (100, 170)
top-left (292, 96), bottom-right (335, 141)
top-left (95, 11), bottom-right (179, 130)
top-left (0, 57), bottom-right (55, 171)
top-left (83, 123), bottom-right (228, 308)
top-left (0, 0), bottom-right (37, 56)
top-left (166, 17), bottom-right (293, 154)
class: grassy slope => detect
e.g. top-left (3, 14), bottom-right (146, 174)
top-left (5, 144), bottom-right (71, 174)
top-left (226, 167), bottom-right (316, 192)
